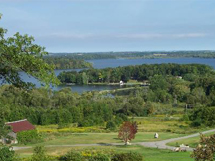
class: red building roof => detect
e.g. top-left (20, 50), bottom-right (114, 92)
top-left (6, 119), bottom-right (35, 133)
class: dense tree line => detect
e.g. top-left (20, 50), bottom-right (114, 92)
top-left (1, 70), bottom-right (215, 127)
top-left (0, 86), bottom-right (129, 126)
top-left (58, 64), bottom-right (214, 84)
top-left (50, 50), bottom-right (215, 60)
top-left (44, 57), bottom-right (93, 69)
top-left (1, 64), bottom-right (215, 127)
top-left (48, 53), bottom-right (117, 60)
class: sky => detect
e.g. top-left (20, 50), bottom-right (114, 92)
top-left (0, 0), bottom-right (215, 52)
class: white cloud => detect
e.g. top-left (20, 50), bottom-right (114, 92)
top-left (117, 33), bottom-right (208, 39)
top-left (37, 32), bottom-right (208, 41)
top-left (172, 33), bottom-right (207, 38)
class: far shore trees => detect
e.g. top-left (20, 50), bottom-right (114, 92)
top-left (118, 121), bottom-right (138, 145)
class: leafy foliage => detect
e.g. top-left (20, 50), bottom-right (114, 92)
top-left (0, 146), bottom-right (17, 161)
top-left (0, 118), bottom-right (12, 141)
top-left (17, 130), bottom-right (41, 145)
top-left (0, 14), bottom-right (59, 89)
top-left (59, 151), bottom-right (84, 161)
top-left (106, 121), bottom-right (117, 130)
top-left (191, 134), bottom-right (215, 161)
top-left (118, 121), bottom-right (138, 144)
top-left (189, 107), bottom-right (215, 127)
top-left (112, 152), bottom-right (143, 161)
top-left (31, 146), bottom-right (49, 161)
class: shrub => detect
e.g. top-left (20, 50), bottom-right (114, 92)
top-left (112, 152), bottom-right (143, 161)
top-left (180, 114), bottom-right (189, 121)
top-left (88, 154), bottom-right (110, 161)
top-left (106, 121), bottom-right (116, 130)
top-left (0, 146), bottom-right (17, 161)
top-left (59, 151), bottom-right (84, 161)
top-left (58, 123), bottom-right (70, 129)
top-left (31, 146), bottom-right (49, 161)
top-left (17, 129), bottom-right (41, 144)
top-left (191, 118), bottom-right (202, 127)
top-left (189, 107), bottom-right (215, 127)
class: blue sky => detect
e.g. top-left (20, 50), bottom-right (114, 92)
top-left (0, 0), bottom-right (215, 52)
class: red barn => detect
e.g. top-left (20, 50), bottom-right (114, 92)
top-left (4, 119), bottom-right (35, 144)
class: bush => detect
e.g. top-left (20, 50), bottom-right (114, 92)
top-left (17, 129), bottom-right (41, 145)
top-left (180, 114), bottom-right (189, 121)
top-left (106, 121), bottom-right (116, 130)
top-left (59, 151), bottom-right (84, 161)
top-left (0, 146), bottom-right (17, 161)
top-left (31, 146), bottom-right (49, 161)
top-left (191, 118), bottom-right (202, 127)
top-left (189, 107), bottom-right (215, 127)
top-left (112, 152), bottom-right (143, 161)
top-left (58, 123), bottom-right (70, 129)
top-left (88, 154), bottom-right (110, 161)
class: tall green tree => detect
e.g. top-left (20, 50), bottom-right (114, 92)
top-left (0, 146), bottom-right (17, 161)
top-left (0, 118), bottom-right (12, 141)
top-left (0, 14), bottom-right (59, 89)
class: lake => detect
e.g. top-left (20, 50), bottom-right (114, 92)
top-left (87, 58), bottom-right (215, 69)
top-left (11, 58), bottom-right (215, 93)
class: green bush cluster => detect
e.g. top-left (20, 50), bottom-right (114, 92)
top-left (0, 146), bottom-right (16, 161)
top-left (112, 152), bottom-right (143, 161)
top-left (17, 130), bottom-right (41, 145)
top-left (1, 63), bottom-right (215, 129)
top-left (60, 150), bottom-right (143, 161)
top-left (189, 107), bottom-right (215, 127)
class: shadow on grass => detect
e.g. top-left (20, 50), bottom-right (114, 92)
top-left (97, 143), bottom-right (113, 146)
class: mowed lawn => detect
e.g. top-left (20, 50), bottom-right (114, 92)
top-left (16, 145), bottom-right (194, 161)
top-left (167, 131), bottom-right (215, 148)
top-left (17, 132), bottom-right (185, 146)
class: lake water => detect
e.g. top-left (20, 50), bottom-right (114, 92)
top-left (7, 58), bottom-right (215, 93)
top-left (87, 58), bottom-right (215, 69)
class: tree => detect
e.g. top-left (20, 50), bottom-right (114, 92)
top-left (118, 121), bottom-right (138, 145)
top-left (82, 72), bottom-right (88, 84)
top-left (191, 133), bottom-right (215, 161)
top-left (0, 146), bottom-right (17, 161)
top-left (0, 118), bottom-right (12, 143)
top-left (106, 120), bottom-right (116, 130)
top-left (0, 14), bottom-right (59, 89)
top-left (31, 146), bottom-right (49, 161)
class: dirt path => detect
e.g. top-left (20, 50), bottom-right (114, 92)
top-left (13, 129), bottom-right (215, 151)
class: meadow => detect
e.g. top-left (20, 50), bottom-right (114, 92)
top-left (14, 115), bottom-right (212, 161)
top-left (167, 131), bottom-right (215, 148)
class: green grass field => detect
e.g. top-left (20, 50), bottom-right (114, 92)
top-left (167, 131), bottom-right (215, 148)
top-left (18, 132), bottom-right (185, 147)
top-left (15, 115), bottom-right (211, 161)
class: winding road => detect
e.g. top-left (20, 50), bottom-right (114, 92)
top-left (13, 129), bottom-right (215, 151)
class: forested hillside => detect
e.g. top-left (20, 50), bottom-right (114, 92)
top-left (1, 63), bottom-right (215, 128)
top-left (50, 51), bottom-right (215, 60)
top-left (44, 56), bottom-right (93, 69)
top-left (58, 63), bottom-right (214, 84)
